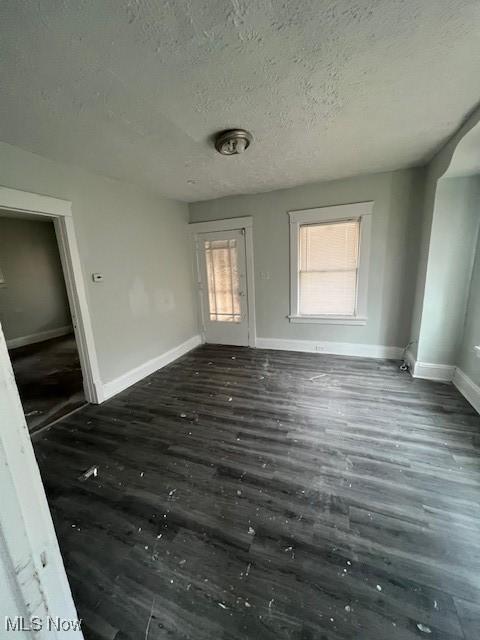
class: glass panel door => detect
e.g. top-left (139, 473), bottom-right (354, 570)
top-left (198, 229), bottom-right (249, 346)
top-left (205, 238), bottom-right (242, 322)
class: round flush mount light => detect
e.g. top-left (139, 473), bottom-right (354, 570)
top-left (214, 129), bottom-right (253, 155)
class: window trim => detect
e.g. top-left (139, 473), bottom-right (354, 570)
top-left (288, 202), bottom-right (373, 325)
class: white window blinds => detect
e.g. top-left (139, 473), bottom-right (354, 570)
top-left (298, 220), bottom-right (360, 316)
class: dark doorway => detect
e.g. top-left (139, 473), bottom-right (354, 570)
top-left (0, 211), bottom-right (86, 432)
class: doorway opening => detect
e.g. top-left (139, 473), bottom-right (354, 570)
top-left (0, 210), bottom-right (87, 432)
top-left (0, 186), bottom-right (102, 407)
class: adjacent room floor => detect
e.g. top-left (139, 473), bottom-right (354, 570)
top-left (10, 334), bottom-right (86, 433)
top-left (32, 345), bottom-right (480, 639)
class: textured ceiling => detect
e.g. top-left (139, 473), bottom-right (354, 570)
top-left (1, 1), bottom-right (480, 202)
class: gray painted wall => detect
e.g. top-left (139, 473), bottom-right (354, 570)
top-left (0, 142), bottom-right (198, 384)
top-left (458, 229), bottom-right (480, 385)
top-left (417, 176), bottom-right (480, 365)
top-left (0, 216), bottom-right (71, 343)
top-left (190, 169), bottom-right (425, 350)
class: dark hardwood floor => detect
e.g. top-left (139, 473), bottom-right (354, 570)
top-left (10, 334), bottom-right (86, 432)
top-left (32, 345), bottom-right (480, 639)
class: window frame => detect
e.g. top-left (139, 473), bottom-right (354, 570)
top-left (288, 202), bottom-right (373, 325)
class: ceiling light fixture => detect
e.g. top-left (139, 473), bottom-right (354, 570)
top-left (214, 129), bottom-right (252, 155)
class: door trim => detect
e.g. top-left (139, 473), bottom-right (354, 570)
top-left (0, 330), bottom-right (83, 638)
top-left (189, 216), bottom-right (252, 233)
top-left (0, 185), bottom-right (102, 403)
top-left (189, 217), bottom-right (256, 348)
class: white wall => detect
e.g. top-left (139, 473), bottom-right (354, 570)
top-left (190, 169), bottom-right (425, 353)
top-left (0, 216), bottom-right (71, 345)
top-left (0, 142), bottom-right (199, 386)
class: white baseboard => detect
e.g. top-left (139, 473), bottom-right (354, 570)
top-left (412, 361), bottom-right (456, 382)
top-left (402, 351), bottom-right (479, 414)
top-left (102, 334), bottom-right (202, 401)
top-left (255, 337), bottom-right (403, 360)
top-left (7, 325), bottom-right (73, 349)
top-left (453, 368), bottom-right (480, 414)
top-left (405, 350), bottom-right (456, 382)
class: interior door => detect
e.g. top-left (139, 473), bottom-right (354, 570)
top-left (197, 229), bottom-right (249, 346)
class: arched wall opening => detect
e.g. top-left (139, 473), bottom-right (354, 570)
top-left (408, 110), bottom-right (480, 404)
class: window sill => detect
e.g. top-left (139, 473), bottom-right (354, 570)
top-left (288, 315), bottom-right (367, 326)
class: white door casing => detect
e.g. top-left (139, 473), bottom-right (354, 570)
top-left (0, 185), bottom-right (102, 403)
top-left (0, 327), bottom-right (83, 638)
top-left (0, 185), bottom-right (100, 637)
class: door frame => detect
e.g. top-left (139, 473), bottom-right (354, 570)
top-left (189, 216), bottom-right (256, 348)
top-left (0, 186), bottom-right (86, 634)
top-left (0, 185), bottom-right (102, 403)
top-left (0, 331), bottom-right (83, 638)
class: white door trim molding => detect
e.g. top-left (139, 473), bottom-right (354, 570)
top-left (0, 185), bottom-right (73, 218)
top-left (0, 330), bottom-right (83, 638)
top-left (255, 337), bottom-right (402, 360)
top-left (189, 216), bottom-right (253, 234)
top-left (190, 217), bottom-right (256, 348)
top-left (0, 185), bottom-right (102, 403)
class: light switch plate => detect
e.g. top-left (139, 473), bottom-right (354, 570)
top-left (92, 273), bottom-right (104, 283)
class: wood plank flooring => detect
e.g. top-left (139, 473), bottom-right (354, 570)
top-left (10, 334), bottom-right (85, 432)
top-left (32, 345), bottom-right (480, 639)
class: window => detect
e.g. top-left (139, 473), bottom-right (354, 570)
top-left (204, 239), bottom-right (241, 322)
top-left (289, 202), bottom-right (373, 324)
top-left (299, 220), bottom-right (359, 316)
